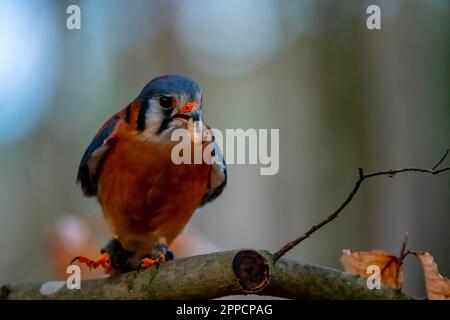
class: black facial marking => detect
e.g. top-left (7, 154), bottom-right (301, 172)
top-left (125, 104), bottom-right (131, 123)
top-left (154, 106), bottom-right (175, 134)
top-left (172, 113), bottom-right (190, 121)
top-left (156, 117), bottom-right (171, 134)
top-left (137, 98), bottom-right (149, 132)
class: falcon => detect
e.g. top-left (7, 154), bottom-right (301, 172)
top-left (72, 75), bottom-right (226, 273)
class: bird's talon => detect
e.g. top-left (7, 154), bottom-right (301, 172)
top-left (70, 252), bottom-right (112, 273)
top-left (137, 254), bottom-right (165, 272)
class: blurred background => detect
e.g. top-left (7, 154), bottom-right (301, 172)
top-left (0, 0), bottom-right (448, 297)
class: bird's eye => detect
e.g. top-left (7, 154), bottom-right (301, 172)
top-left (159, 96), bottom-right (174, 109)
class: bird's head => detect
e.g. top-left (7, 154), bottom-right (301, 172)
top-left (136, 74), bottom-right (203, 137)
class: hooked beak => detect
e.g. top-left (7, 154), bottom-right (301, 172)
top-left (172, 102), bottom-right (201, 122)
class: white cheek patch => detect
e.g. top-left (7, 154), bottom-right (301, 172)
top-left (143, 100), bottom-right (166, 135)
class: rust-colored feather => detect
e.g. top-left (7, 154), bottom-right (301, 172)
top-left (97, 122), bottom-right (211, 258)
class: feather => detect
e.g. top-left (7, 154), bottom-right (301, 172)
top-left (77, 113), bottom-right (120, 196)
top-left (201, 134), bottom-right (227, 205)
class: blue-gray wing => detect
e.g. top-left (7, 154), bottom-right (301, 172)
top-left (76, 114), bottom-right (120, 197)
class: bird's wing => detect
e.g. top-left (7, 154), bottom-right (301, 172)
top-left (77, 113), bottom-right (121, 197)
top-left (201, 132), bottom-right (227, 205)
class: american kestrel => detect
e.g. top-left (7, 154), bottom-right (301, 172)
top-left (72, 75), bottom-right (226, 273)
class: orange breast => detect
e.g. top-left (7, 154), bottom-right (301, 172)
top-left (97, 130), bottom-right (211, 254)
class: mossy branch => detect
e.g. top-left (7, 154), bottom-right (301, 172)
top-left (3, 150), bottom-right (448, 300)
top-left (1, 250), bottom-right (412, 300)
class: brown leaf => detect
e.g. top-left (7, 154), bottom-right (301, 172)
top-left (341, 249), bottom-right (404, 289)
top-left (415, 251), bottom-right (450, 300)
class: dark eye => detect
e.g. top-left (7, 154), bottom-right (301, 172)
top-left (159, 96), bottom-right (174, 109)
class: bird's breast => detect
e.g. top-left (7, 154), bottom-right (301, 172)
top-left (97, 133), bottom-right (211, 253)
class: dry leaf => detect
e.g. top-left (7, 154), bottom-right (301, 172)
top-left (341, 249), bottom-right (404, 289)
top-left (415, 251), bottom-right (450, 300)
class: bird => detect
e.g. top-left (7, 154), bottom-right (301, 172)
top-left (72, 74), bottom-right (227, 274)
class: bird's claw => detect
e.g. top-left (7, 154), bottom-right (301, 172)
top-left (137, 253), bottom-right (166, 272)
top-left (71, 252), bottom-right (112, 273)
top-left (137, 240), bottom-right (174, 272)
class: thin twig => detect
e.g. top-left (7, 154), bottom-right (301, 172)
top-left (432, 149), bottom-right (449, 170)
top-left (394, 232), bottom-right (409, 290)
top-left (399, 231), bottom-right (409, 260)
top-left (273, 149), bottom-right (450, 262)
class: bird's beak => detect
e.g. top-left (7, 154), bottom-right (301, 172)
top-left (172, 102), bottom-right (204, 144)
top-left (172, 102), bottom-right (202, 123)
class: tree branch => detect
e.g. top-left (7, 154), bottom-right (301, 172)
top-left (1, 250), bottom-right (412, 300)
top-left (273, 149), bottom-right (450, 261)
top-left (2, 150), bottom-right (447, 300)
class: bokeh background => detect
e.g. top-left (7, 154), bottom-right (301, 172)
top-left (0, 0), bottom-right (448, 297)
